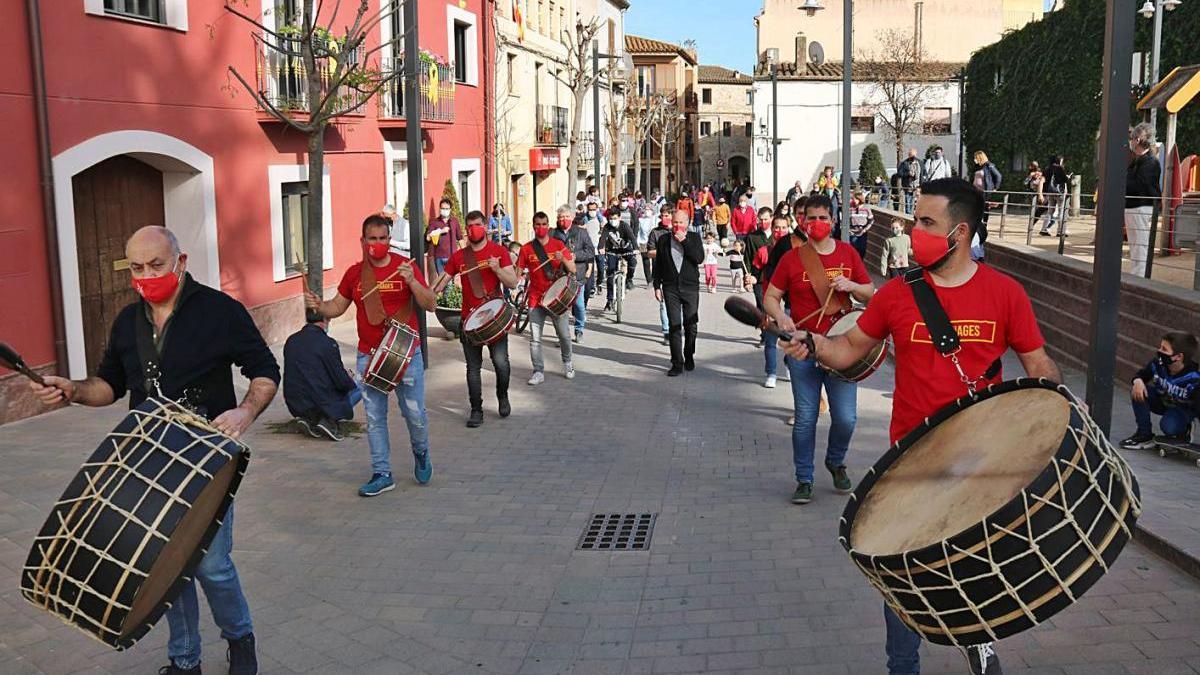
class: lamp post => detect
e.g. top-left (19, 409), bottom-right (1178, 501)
top-left (1139, 0), bottom-right (1182, 133)
top-left (841, 0), bottom-right (852, 241)
top-left (593, 41), bottom-right (631, 202)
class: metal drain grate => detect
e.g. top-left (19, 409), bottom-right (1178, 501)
top-left (577, 513), bottom-right (657, 551)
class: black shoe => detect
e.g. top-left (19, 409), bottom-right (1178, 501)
top-left (1119, 432), bottom-right (1154, 450)
top-left (295, 418), bottom-right (320, 438)
top-left (1038, 230), bottom-right (1052, 237)
top-left (159, 664), bottom-right (201, 675)
top-left (315, 418), bottom-right (344, 442)
top-left (467, 408), bottom-right (484, 428)
top-left (603, 301), bottom-right (613, 311)
top-left (661, 335), bottom-right (669, 346)
top-left (667, 365), bottom-right (683, 377)
top-left (625, 282), bottom-right (634, 291)
top-left (965, 642), bottom-right (1001, 675)
top-left (684, 357), bottom-right (695, 372)
top-left (498, 397), bottom-right (511, 418)
top-left (227, 633), bottom-right (257, 675)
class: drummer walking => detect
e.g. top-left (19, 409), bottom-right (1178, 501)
top-left (779, 178), bottom-right (1061, 675)
top-left (763, 194), bottom-right (873, 506)
top-left (30, 226), bottom-right (278, 675)
top-left (305, 214), bottom-right (437, 497)
top-left (518, 211), bottom-right (577, 384)
top-left (433, 210), bottom-right (519, 427)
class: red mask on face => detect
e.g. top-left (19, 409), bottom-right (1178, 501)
top-left (911, 225), bottom-right (961, 269)
top-left (660, 215), bottom-right (672, 226)
top-left (132, 259), bottom-right (181, 304)
top-left (366, 242), bottom-right (390, 260)
top-left (673, 224), bottom-right (688, 237)
top-left (534, 224), bottom-right (551, 238)
top-left (759, 220), bottom-right (771, 232)
top-left (805, 218), bottom-right (832, 241)
top-left (467, 224), bottom-right (487, 243)
top-left (557, 218), bottom-right (571, 230)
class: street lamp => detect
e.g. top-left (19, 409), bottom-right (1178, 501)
top-left (1139, 0), bottom-right (1183, 132)
top-left (799, 0), bottom-right (825, 17)
top-left (765, 47), bottom-right (779, 204)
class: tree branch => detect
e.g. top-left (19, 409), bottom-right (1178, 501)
top-left (227, 65), bottom-right (314, 134)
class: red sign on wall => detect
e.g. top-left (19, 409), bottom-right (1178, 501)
top-left (529, 148), bottom-right (561, 172)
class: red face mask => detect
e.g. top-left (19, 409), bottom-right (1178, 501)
top-left (131, 259), bottom-right (181, 304)
top-left (805, 218), bottom-right (832, 241)
top-left (467, 224), bottom-right (487, 243)
top-left (366, 242), bottom-right (390, 260)
top-left (911, 225), bottom-right (961, 269)
top-left (759, 220), bottom-right (771, 232)
top-left (660, 215), bottom-right (672, 226)
top-left (534, 224), bottom-right (550, 238)
top-left (673, 224), bottom-right (688, 236)
top-left (557, 218), bottom-right (571, 230)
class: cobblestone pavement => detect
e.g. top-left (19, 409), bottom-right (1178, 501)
top-left (2, 282), bottom-right (1199, 675)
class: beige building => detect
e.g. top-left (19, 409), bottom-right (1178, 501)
top-left (696, 65), bottom-right (754, 188)
top-left (626, 35), bottom-right (699, 195)
top-left (494, 0), bottom-right (576, 240)
top-left (755, 0), bottom-right (1043, 64)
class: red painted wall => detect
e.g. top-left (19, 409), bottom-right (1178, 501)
top-left (1, 0), bottom-right (493, 375)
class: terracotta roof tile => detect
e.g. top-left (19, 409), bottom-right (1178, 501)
top-left (698, 65), bottom-right (752, 85)
top-left (753, 60), bottom-right (964, 82)
top-left (625, 34), bottom-right (697, 64)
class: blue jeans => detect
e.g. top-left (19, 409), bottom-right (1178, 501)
top-left (786, 357), bottom-right (857, 483)
top-left (572, 283), bottom-right (587, 335)
top-left (763, 331), bottom-right (780, 376)
top-left (904, 189), bottom-right (915, 214)
top-left (166, 506), bottom-right (252, 670)
top-left (658, 299), bottom-right (669, 336)
top-left (356, 349), bottom-right (429, 475)
top-left (1134, 390), bottom-right (1197, 437)
top-left (433, 257), bottom-right (448, 277)
top-left (884, 604), bottom-right (921, 674)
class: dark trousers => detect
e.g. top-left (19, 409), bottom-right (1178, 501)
top-left (641, 250), bottom-right (653, 283)
top-left (605, 253), bottom-right (638, 301)
top-left (663, 284), bottom-right (699, 367)
top-left (461, 334), bottom-right (510, 411)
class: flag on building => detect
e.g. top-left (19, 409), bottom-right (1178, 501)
top-left (513, 1), bottom-right (525, 42)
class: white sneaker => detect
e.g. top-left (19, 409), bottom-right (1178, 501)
top-left (565, 363), bottom-right (576, 380)
top-left (764, 375), bottom-right (777, 389)
top-left (527, 372), bottom-right (545, 386)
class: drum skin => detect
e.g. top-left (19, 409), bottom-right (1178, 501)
top-left (542, 276), bottom-right (581, 316)
top-left (839, 379), bottom-right (1141, 647)
top-left (821, 310), bottom-right (887, 382)
top-left (464, 299), bottom-right (515, 346)
top-left (21, 397), bottom-right (248, 649)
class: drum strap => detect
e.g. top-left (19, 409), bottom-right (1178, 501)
top-left (904, 268), bottom-right (1001, 393)
top-left (359, 256), bottom-right (390, 327)
top-left (797, 243), bottom-right (850, 319)
top-left (461, 245), bottom-right (487, 299)
top-left (133, 308), bottom-right (215, 415)
top-left (530, 239), bottom-right (557, 282)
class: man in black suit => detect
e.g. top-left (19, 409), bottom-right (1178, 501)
top-left (653, 209), bottom-right (705, 376)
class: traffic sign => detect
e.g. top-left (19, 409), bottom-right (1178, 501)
top-left (716, 158), bottom-right (726, 169)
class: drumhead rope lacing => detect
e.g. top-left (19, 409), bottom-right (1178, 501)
top-left (22, 397), bottom-right (247, 648)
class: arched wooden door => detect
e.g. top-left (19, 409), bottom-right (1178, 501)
top-left (72, 155), bottom-right (165, 373)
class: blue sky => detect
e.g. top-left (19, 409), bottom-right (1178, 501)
top-left (623, 0), bottom-right (1059, 73)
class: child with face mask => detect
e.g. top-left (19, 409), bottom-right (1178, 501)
top-left (1120, 332), bottom-right (1200, 449)
top-left (881, 221), bottom-right (913, 278)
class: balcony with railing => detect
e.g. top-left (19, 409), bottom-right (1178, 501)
top-left (254, 37), bottom-right (368, 120)
top-left (379, 57), bottom-right (456, 125)
top-left (535, 105), bottom-right (569, 147)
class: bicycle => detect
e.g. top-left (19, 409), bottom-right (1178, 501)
top-left (511, 277), bottom-right (531, 334)
top-left (612, 255), bottom-right (628, 324)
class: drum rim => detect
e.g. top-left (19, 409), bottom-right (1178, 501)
top-left (838, 378), bottom-right (1125, 558)
top-left (20, 397), bottom-right (251, 650)
top-left (464, 300), bottom-right (515, 345)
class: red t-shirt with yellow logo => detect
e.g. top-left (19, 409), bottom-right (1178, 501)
top-left (856, 263), bottom-right (1045, 444)
top-left (518, 238), bottom-right (574, 307)
top-left (768, 241), bottom-right (870, 333)
top-left (337, 254), bottom-right (425, 354)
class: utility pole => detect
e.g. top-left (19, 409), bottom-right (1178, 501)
top-left (403, 0), bottom-right (428, 367)
top-left (593, 41), bottom-right (602, 201)
top-left (841, 0), bottom-right (852, 241)
top-left (771, 62), bottom-right (778, 205)
top-left (1086, 0), bottom-right (1137, 435)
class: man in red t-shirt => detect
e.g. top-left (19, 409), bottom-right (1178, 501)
top-left (433, 210), bottom-right (519, 428)
top-left (518, 211), bottom-right (577, 385)
top-left (764, 195), bottom-right (873, 507)
top-left (305, 214), bottom-right (437, 497)
top-left (779, 178), bottom-right (1061, 675)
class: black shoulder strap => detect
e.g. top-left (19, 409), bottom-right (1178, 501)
top-left (530, 239), bottom-right (555, 281)
top-left (904, 268), bottom-right (959, 355)
top-left (133, 307), bottom-right (164, 395)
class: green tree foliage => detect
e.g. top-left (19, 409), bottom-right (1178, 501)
top-left (441, 179), bottom-right (463, 223)
top-left (859, 143), bottom-right (888, 187)
top-left (963, 0), bottom-right (1200, 192)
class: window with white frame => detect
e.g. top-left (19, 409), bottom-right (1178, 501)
top-left (700, 121), bottom-right (712, 136)
top-left (637, 66), bottom-right (655, 97)
top-left (85, 0), bottom-right (188, 30)
top-left (269, 165), bottom-right (334, 282)
top-left (446, 5), bottom-right (479, 86)
top-left (280, 181), bottom-right (310, 277)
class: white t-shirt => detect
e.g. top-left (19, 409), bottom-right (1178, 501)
top-left (703, 242), bottom-right (722, 266)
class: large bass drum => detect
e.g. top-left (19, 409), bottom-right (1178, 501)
top-left (21, 397), bottom-right (249, 649)
top-left (839, 379), bottom-right (1140, 647)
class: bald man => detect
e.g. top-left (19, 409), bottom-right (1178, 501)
top-left (30, 225), bottom-right (277, 675)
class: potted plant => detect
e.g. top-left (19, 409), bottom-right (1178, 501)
top-left (434, 283), bottom-right (463, 338)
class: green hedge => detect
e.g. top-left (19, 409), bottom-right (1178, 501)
top-left (963, 0), bottom-right (1200, 193)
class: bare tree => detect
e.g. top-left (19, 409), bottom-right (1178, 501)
top-left (554, 18), bottom-right (602, 201)
top-left (223, 0), bottom-right (405, 295)
top-left (624, 86), bottom-right (675, 195)
top-left (858, 29), bottom-right (940, 166)
top-left (603, 69), bottom-right (628, 195)
top-left (650, 94), bottom-right (684, 196)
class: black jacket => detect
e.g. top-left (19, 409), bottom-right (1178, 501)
top-left (553, 224), bottom-right (595, 282)
top-left (283, 323), bottom-right (357, 422)
top-left (652, 231), bottom-right (705, 290)
top-left (96, 274), bottom-right (280, 420)
top-left (1126, 153), bottom-right (1162, 209)
top-left (600, 221), bottom-right (637, 255)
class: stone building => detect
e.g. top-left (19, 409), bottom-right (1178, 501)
top-left (696, 66), bottom-right (754, 189)
top-left (626, 34), bottom-right (698, 195)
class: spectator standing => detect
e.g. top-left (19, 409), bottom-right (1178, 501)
top-left (489, 203), bottom-right (513, 243)
top-left (1038, 156), bottom-right (1070, 237)
top-left (898, 149), bottom-right (923, 213)
top-left (713, 196), bottom-right (732, 240)
top-left (1025, 162), bottom-right (1049, 233)
top-left (922, 146), bottom-right (953, 182)
top-left (785, 180), bottom-right (804, 206)
top-left (730, 194), bottom-right (758, 241)
top-left (847, 191), bottom-right (874, 260)
top-left (1125, 123), bottom-right (1163, 276)
top-left (972, 151), bottom-right (1003, 245)
top-left (426, 197), bottom-right (462, 277)
top-left (890, 172), bottom-right (904, 211)
top-left (880, 220), bottom-right (912, 278)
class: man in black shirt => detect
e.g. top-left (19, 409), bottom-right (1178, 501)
top-left (30, 226), bottom-right (277, 675)
top-left (653, 209), bottom-right (705, 375)
top-left (283, 315), bottom-right (360, 440)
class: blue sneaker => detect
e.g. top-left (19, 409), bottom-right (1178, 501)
top-left (414, 453), bottom-right (432, 485)
top-left (358, 472), bottom-right (395, 497)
